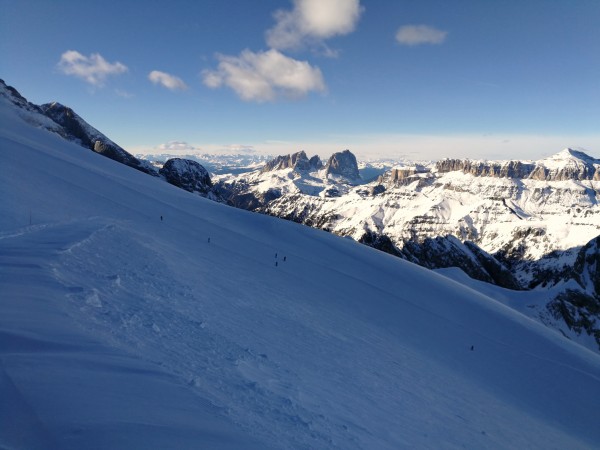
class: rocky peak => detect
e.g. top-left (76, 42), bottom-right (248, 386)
top-left (40, 102), bottom-right (156, 176)
top-left (159, 158), bottom-right (213, 195)
top-left (261, 151), bottom-right (321, 173)
top-left (435, 159), bottom-right (535, 179)
top-left (324, 150), bottom-right (360, 180)
top-left (531, 148), bottom-right (600, 181)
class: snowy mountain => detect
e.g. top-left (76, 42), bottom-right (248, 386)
top-left (217, 149), bottom-right (600, 350)
top-left (0, 79), bottom-right (224, 200)
top-left (40, 101), bottom-right (156, 176)
top-left (3, 81), bottom-right (600, 448)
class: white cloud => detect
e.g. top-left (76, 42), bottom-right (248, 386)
top-left (148, 70), bottom-right (188, 91)
top-left (57, 50), bottom-right (128, 86)
top-left (155, 141), bottom-right (200, 153)
top-left (266, 0), bottom-right (363, 51)
top-left (395, 25), bottom-right (447, 46)
top-left (202, 49), bottom-right (326, 102)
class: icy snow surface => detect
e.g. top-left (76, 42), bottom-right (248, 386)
top-left (1, 95), bottom-right (600, 449)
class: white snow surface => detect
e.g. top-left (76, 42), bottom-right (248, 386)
top-left (2, 97), bottom-right (600, 449)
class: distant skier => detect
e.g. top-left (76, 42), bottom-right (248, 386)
top-left (275, 252), bottom-right (278, 258)
top-left (470, 345), bottom-right (474, 351)
top-left (208, 237), bottom-right (211, 243)
top-left (283, 256), bottom-right (287, 262)
top-left (275, 261), bottom-right (278, 267)
top-left (160, 215), bottom-right (163, 221)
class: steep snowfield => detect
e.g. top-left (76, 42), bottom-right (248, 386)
top-left (2, 100), bottom-right (600, 449)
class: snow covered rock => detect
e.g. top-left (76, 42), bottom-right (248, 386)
top-left (159, 158), bottom-right (216, 197)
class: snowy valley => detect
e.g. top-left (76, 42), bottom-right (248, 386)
top-left (2, 79), bottom-right (600, 449)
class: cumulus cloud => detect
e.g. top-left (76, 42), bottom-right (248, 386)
top-left (148, 70), bottom-right (188, 91)
top-left (57, 50), bottom-right (128, 86)
top-left (395, 25), bottom-right (447, 46)
top-left (266, 0), bottom-right (362, 51)
top-left (202, 48), bottom-right (326, 102)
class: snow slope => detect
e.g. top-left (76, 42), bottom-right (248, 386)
top-left (2, 94), bottom-right (600, 449)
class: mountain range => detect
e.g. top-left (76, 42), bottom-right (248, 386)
top-left (212, 147), bottom-right (600, 351)
top-left (2, 78), bottom-right (600, 448)
top-left (3, 78), bottom-right (598, 351)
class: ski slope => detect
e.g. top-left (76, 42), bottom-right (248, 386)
top-left (1, 95), bottom-right (600, 449)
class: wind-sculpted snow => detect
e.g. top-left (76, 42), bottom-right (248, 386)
top-left (3, 84), bottom-right (600, 448)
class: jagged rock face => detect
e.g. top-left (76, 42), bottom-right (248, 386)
top-left (547, 290), bottom-right (600, 351)
top-left (159, 158), bottom-right (213, 195)
top-left (398, 235), bottom-right (521, 289)
top-left (570, 237), bottom-right (600, 297)
top-left (261, 151), bottom-right (321, 173)
top-left (40, 102), bottom-right (156, 176)
top-left (378, 165), bottom-right (433, 188)
top-left (435, 159), bottom-right (535, 179)
top-left (309, 155), bottom-right (322, 170)
top-left (435, 149), bottom-right (600, 181)
top-left (534, 148), bottom-right (600, 181)
top-left (325, 150), bottom-right (360, 180)
top-left (546, 238), bottom-right (600, 350)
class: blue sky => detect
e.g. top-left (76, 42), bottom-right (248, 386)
top-left (2, 0), bottom-right (599, 160)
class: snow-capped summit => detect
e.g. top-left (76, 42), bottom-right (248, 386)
top-left (531, 148), bottom-right (600, 181)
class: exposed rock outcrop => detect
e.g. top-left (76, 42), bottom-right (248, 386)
top-left (436, 149), bottom-right (600, 181)
top-left (324, 150), bottom-right (360, 180)
top-left (261, 151), bottom-right (321, 173)
top-left (40, 102), bottom-right (156, 176)
top-left (378, 165), bottom-right (432, 187)
top-left (398, 235), bottom-right (521, 289)
top-left (435, 159), bottom-right (535, 179)
top-left (159, 158), bottom-right (213, 196)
